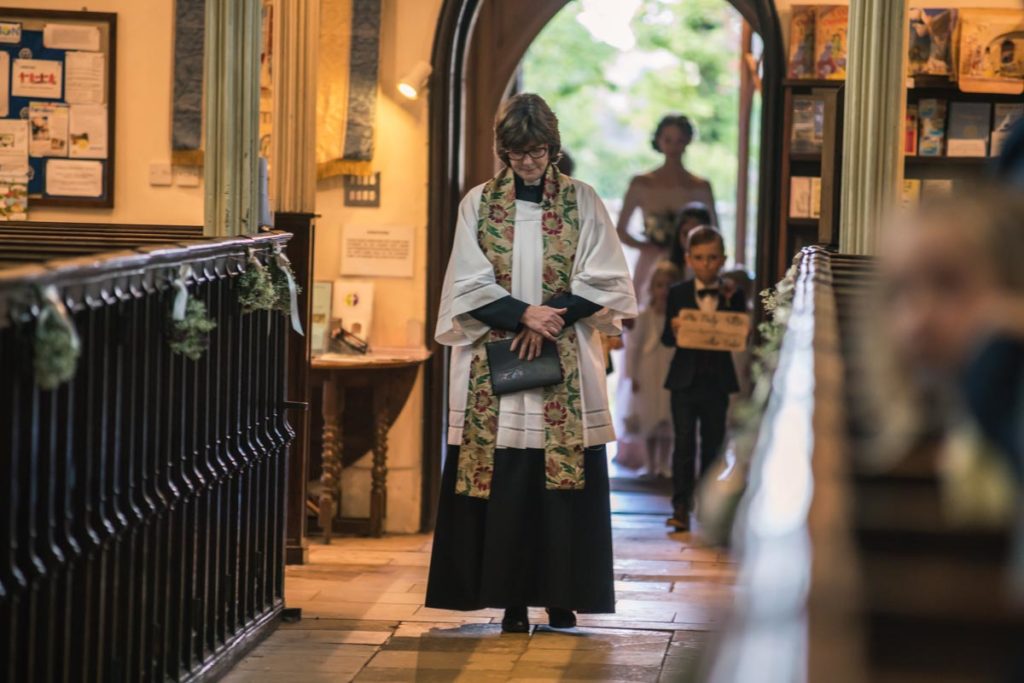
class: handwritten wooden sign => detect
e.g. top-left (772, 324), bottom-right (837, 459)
top-left (675, 310), bottom-right (750, 351)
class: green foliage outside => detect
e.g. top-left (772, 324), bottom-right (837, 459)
top-left (521, 0), bottom-right (751, 250)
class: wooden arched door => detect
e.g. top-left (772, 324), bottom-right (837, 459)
top-left (420, 0), bottom-right (785, 530)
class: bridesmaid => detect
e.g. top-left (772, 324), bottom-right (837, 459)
top-left (616, 115), bottom-right (718, 308)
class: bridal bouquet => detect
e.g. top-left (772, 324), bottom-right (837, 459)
top-left (643, 210), bottom-right (677, 248)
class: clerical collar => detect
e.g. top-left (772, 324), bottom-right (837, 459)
top-left (514, 173), bottom-right (543, 203)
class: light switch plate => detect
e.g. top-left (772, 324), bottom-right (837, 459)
top-left (149, 162), bottom-right (172, 186)
top-left (175, 166), bottom-right (201, 187)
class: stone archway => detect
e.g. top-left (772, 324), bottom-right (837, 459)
top-left (421, 0), bottom-right (785, 530)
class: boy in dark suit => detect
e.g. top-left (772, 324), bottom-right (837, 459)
top-left (661, 226), bottom-right (746, 531)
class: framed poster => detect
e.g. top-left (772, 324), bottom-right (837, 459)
top-left (0, 8), bottom-right (116, 208)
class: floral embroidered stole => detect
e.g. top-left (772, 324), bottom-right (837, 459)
top-left (456, 165), bottom-right (587, 499)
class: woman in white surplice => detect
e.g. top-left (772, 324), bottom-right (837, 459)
top-left (425, 94), bottom-right (636, 632)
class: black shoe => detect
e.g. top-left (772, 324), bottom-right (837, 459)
top-left (666, 507), bottom-right (690, 532)
top-left (501, 606), bottom-right (530, 633)
top-left (546, 607), bottom-right (576, 629)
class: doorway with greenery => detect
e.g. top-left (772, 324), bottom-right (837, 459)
top-left (520, 0), bottom-right (761, 262)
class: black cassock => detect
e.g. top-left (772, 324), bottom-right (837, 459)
top-left (425, 177), bottom-right (616, 613)
top-left (425, 445), bottom-right (615, 613)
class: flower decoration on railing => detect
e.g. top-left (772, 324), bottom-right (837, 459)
top-left (167, 265), bottom-right (217, 360)
top-left (697, 261), bottom-right (801, 545)
top-left (237, 248), bottom-right (277, 313)
top-left (751, 263), bottom-right (798, 386)
top-left (34, 284), bottom-right (81, 389)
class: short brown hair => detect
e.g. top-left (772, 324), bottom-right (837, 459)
top-left (494, 93), bottom-right (561, 165)
top-left (687, 225), bottom-right (725, 252)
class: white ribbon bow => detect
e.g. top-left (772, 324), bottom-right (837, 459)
top-left (274, 244), bottom-right (304, 336)
top-left (171, 264), bottom-right (193, 321)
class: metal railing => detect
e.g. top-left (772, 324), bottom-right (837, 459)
top-left (0, 231), bottom-right (294, 682)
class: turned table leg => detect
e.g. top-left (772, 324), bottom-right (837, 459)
top-left (320, 378), bottom-right (344, 544)
top-left (369, 388), bottom-right (389, 537)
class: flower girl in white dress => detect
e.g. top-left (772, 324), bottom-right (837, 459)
top-left (618, 262), bottom-right (681, 477)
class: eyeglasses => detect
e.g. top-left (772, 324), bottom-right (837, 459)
top-left (507, 147), bottom-right (549, 161)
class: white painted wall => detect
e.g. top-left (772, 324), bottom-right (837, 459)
top-left (314, 0), bottom-right (444, 533)
top-left (4, 0), bottom-right (204, 225)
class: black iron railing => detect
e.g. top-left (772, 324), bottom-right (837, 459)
top-left (0, 231), bottom-right (293, 682)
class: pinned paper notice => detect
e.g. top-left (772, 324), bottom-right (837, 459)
top-left (29, 102), bottom-right (69, 157)
top-left (340, 225), bottom-right (415, 278)
top-left (43, 23), bottom-right (101, 52)
top-left (69, 105), bottom-right (107, 159)
top-left (12, 59), bottom-right (62, 99)
top-left (45, 159), bottom-right (103, 197)
top-left (0, 52), bottom-right (9, 117)
top-left (674, 310), bottom-right (751, 352)
top-left (65, 51), bottom-right (105, 104)
top-left (0, 22), bottom-right (21, 44)
top-left (0, 119), bottom-right (30, 175)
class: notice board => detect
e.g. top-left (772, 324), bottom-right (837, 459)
top-left (0, 8), bottom-right (116, 209)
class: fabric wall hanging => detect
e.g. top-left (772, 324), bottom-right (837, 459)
top-left (172, 0), bottom-right (205, 166)
top-left (316, 0), bottom-right (381, 179)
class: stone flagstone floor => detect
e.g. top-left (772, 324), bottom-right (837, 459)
top-left (223, 490), bottom-right (736, 682)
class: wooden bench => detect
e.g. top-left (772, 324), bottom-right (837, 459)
top-left (708, 248), bottom-right (1024, 683)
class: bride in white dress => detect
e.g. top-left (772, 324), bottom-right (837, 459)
top-left (615, 114), bottom-right (718, 309)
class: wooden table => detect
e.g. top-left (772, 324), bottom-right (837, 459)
top-left (311, 347), bottom-right (431, 540)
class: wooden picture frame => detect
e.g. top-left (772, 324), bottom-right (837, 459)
top-left (0, 7), bottom-right (117, 209)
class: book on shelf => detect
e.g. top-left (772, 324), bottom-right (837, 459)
top-left (905, 104), bottom-right (919, 155)
top-left (922, 178), bottom-right (954, 201)
top-left (918, 98), bottom-right (947, 157)
top-left (791, 96), bottom-right (825, 154)
top-left (815, 6), bottom-right (848, 80)
top-left (901, 179), bottom-right (922, 208)
top-left (809, 177), bottom-right (822, 218)
top-left (789, 176), bottom-right (812, 218)
top-left (992, 103), bottom-right (1024, 156)
top-left (947, 102), bottom-right (991, 157)
top-left (788, 6), bottom-right (816, 79)
top-left (907, 8), bottom-right (957, 77)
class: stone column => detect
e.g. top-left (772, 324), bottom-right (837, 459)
top-left (271, 0), bottom-right (319, 212)
top-left (203, 0), bottom-right (262, 236)
top-left (839, 0), bottom-right (908, 254)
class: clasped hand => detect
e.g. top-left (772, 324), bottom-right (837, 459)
top-left (511, 304), bottom-right (567, 360)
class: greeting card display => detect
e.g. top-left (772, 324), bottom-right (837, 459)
top-left (788, 6), bottom-right (816, 79)
top-left (815, 6), bottom-right (848, 80)
top-left (958, 9), bottom-right (1024, 94)
top-left (908, 9), bottom-right (957, 77)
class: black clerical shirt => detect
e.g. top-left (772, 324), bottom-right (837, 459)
top-left (468, 173), bottom-right (601, 332)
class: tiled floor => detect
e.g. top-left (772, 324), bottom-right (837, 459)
top-left (223, 490), bottom-right (735, 682)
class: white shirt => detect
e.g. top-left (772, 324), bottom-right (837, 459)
top-left (694, 278), bottom-right (721, 314)
top-left (435, 178), bottom-right (637, 449)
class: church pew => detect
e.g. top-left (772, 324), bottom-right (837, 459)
top-left (706, 248), bottom-right (1023, 683)
top-left (0, 222), bottom-right (204, 264)
top-left (0, 231), bottom-right (293, 682)
top-left (833, 255), bottom-right (1023, 682)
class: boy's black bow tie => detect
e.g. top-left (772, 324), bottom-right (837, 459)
top-left (696, 288), bottom-right (720, 299)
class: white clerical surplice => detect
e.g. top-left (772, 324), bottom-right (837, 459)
top-left (436, 178), bottom-right (637, 449)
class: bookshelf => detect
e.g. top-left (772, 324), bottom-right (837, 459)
top-left (778, 6), bottom-right (1023, 275)
top-left (778, 79), bottom-right (843, 277)
top-left (778, 76), bottom-right (1018, 273)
